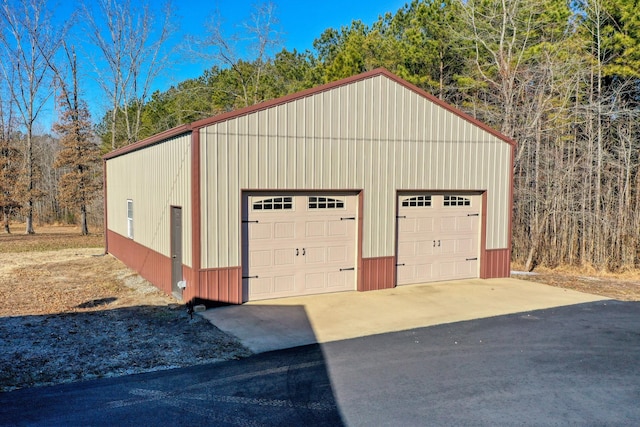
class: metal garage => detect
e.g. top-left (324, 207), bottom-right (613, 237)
top-left (104, 68), bottom-right (514, 305)
top-left (243, 193), bottom-right (358, 300)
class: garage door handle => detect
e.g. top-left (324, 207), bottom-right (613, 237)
top-left (341, 217), bottom-right (356, 220)
top-left (302, 248), bottom-right (305, 256)
top-left (396, 215), bottom-right (406, 219)
top-left (340, 267), bottom-right (355, 271)
top-left (396, 263), bottom-right (405, 266)
top-left (242, 275), bottom-right (258, 279)
top-left (467, 213), bottom-right (479, 217)
top-left (242, 220), bottom-right (259, 223)
top-left (466, 258), bottom-right (478, 261)
top-left (296, 248), bottom-right (299, 256)
top-left (433, 240), bottom-right (440, 247)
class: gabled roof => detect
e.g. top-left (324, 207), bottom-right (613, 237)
top-left (104, 68), bottom-right (515, 160)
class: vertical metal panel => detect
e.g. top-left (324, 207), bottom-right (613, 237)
top-left (199, 75), bottom-right (512, 269)
top-left (106, 133), bottom-right (192, 266)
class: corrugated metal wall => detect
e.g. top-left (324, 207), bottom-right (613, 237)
top-left (106, 133), bottom-right (193, 266)
top-left (200, 75), bottom-right (512, 269)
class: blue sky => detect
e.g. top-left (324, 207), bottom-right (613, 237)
top-left (40, 0), bottom-right (407, 132)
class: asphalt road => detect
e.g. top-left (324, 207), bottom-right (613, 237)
top-left (1, 300), bottom-right (638, 426)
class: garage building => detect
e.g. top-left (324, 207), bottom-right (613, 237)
top-left (104, 68), bottom-right (514, 304)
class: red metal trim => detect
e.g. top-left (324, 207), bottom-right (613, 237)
top-left (480, 191), bottom-right (488, 278)
top-left (361, 257), bottom-right (395, 291)
top-left (357, 191), bottom-right (364, 292)
top-left (106, 229), bottom-right (172, 295)
top-left (483, 249), bottom-right (511, 278)
top-left (102, 159), bottom-right (108, 254)
top-left (198, 267), bottom-right (242, 304)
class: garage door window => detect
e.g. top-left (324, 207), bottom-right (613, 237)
top-left (444, 195), bottom-right (471, 207)
top-left (308, 196), bottom-right (345, 209)
top-left (401, 195), bottom-right (432, 207)
top-left (252, 196), bottom-right (293, 210)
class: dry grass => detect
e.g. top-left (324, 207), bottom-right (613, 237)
top-left (512, 263), bottom-right (640, 302)
top-left (0, 225), bottom-right (250, 392)
top-left (0, 223), bottom-right (103, 253)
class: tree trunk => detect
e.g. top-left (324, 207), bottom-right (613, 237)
top-left (3, 208), bottom-right (10, 234)
top-left (25, 133), bottom-right (34, 234)
top-left (80, 204), bottom-right (88, 235)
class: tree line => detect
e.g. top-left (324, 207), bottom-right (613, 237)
top-left (1, 0), bottom-right (639, 272)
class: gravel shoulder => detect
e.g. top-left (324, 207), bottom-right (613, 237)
top-left (0, 246), bottom-right (251, 392)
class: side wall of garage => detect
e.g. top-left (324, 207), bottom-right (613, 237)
top-left (105, 133), bottom-right (193, 294)
top-left (197, 73), bottom-right (512, 296)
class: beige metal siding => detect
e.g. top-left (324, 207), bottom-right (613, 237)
top-left (106, 133), bottom-right (192, 266)
top-left (200, 75), bottom-right (511, 269)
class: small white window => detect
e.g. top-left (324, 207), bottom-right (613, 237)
top-left (401, 196), bottom-right (432, 207)
top-left (127, 199), bottom-right (134, 238)
top-left (252, 196), bottom-right (293, 210)
top-left (308, 196), bottom-right (345, 209)
top-left (444, 195), bottom-right (471, 207)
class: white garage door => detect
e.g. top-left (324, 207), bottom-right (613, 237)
top-left (397, 194), bottom-right (480, 285)
top-left (243, 194), bottom-right (358, 301)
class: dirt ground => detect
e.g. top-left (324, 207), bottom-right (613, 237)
top-left (0, 225), bottom-right (251, 392)
top-left (1, 225), bottom-right (639, 392)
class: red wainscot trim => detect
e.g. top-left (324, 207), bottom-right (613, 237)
top-left (360, 256), bottom-right (396, 291)
top-left (482, 249), bottom-right (511, 279)
top-left (106, 230), bottom-right (172, 295)
top-left (193, 267), bottom-right (243, 305)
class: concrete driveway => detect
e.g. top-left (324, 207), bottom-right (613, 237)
top-left (200, 278), bottom-right (607, 353)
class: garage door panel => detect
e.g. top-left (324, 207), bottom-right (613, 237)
top-left (417, 218), bottom-right (435, 232)
top-left (304, 246), bottom-right (326, 264)
top-left (398, 241), bottom-right (416, 257)
top-left (455, 238), bottom-right (474, 254)
top-left (274, 222), bottom-right (295, 239)
top-left (305, 272), bottom-right (326, 289)
top-left (274, 249), bottom-right (295, 266)
top-left (251, 277), bottom-right (274, 296)
top-left (456, 217), bottom-right (475, 232)
top-left (305, 221), bottom-right (325, 237)
top-left (246, 193), bottom-right (357, 301)
top-left (274, 275), bottom-right (295, 293)
top-left (327, 271), bottom-right (350, 289)
top-left (399, 218), bottom-right (417, 233)
top-left (250, 250), bottom-right (272, 267)
top-left (250, 223), bottom-right (272, 240)
top-left (416, 240), bottom-right (436, 256)
top-left (397, 193), bottom-right (480, 285)
top-left (328, 220), bottom-right (348, 237)
top-left (327, 245), bottom-right (348, 263)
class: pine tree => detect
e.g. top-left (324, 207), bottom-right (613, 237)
top-left (52, 47), bottom-right (100, 235)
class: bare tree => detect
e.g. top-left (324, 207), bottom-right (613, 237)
top-left (83, 0), bottom-right (176, 149)
top-left (192, 1), bottom-right (283, 108)
top-left (0, 0), bottom-right (61, 234)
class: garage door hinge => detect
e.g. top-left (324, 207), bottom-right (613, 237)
top-left (242, 275), bottom-right (259, 279)
top-left (467, 213), bottom-right (479, 217)
top-left (339, 267), bottom-right (355, 271)
top-left (466, 258), bottom-right (478, 261)
top-left (242, 220), bottom-right (259, 223)
top-left (340, 217), bottom-right (356, 220)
